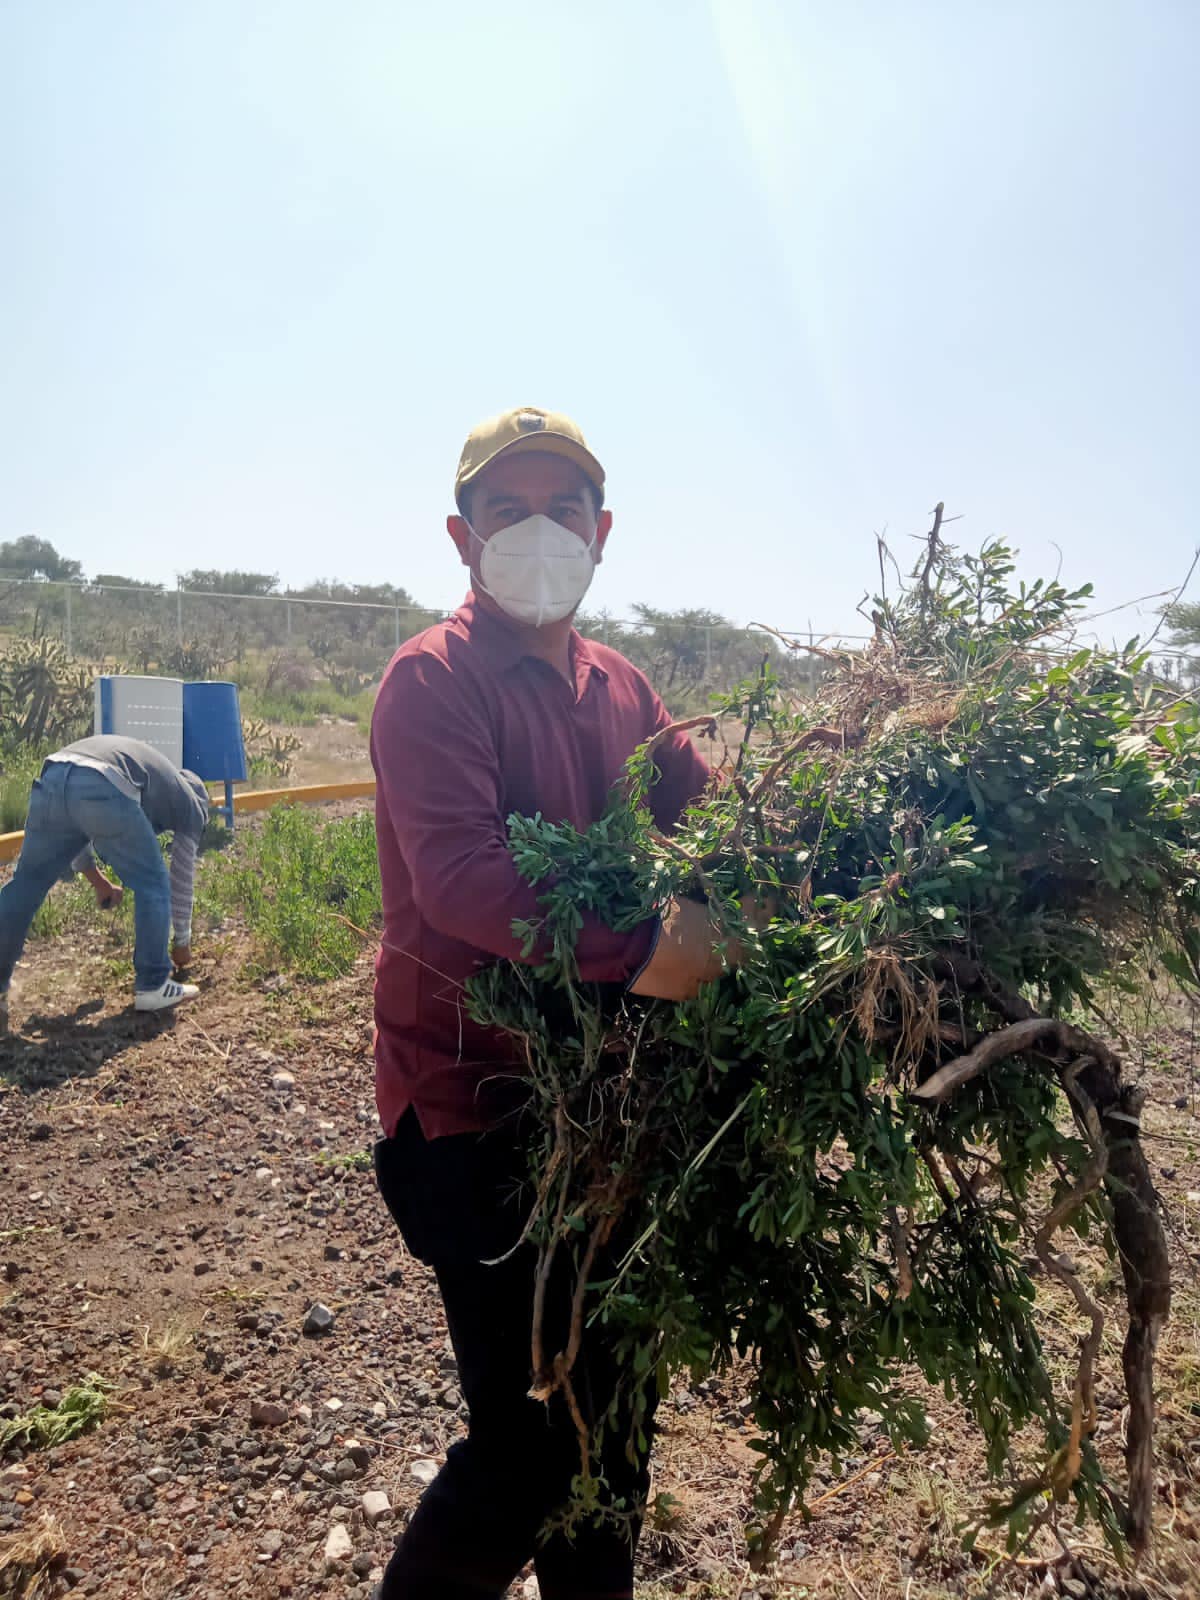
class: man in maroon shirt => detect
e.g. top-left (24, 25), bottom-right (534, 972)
top-left (371, 406), bottom-right (724, 1600)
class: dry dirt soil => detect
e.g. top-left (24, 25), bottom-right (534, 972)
top-left (274, 720), bottom-right (371, 790)
top-left (2, 833), bottom-right (1200, 1600)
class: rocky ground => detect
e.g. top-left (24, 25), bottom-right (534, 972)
top-left (1, 829), bottom-right (1200, 1599)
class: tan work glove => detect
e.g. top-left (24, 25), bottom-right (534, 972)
top-left (628, 898), bottom-right (728, 1001)
top-left (628, 892), bottom-right (779, 1002)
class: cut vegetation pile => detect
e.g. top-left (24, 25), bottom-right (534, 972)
top-left (0, 1379), bottom-right (111, 1457)
top-left (468, 514), bottom-right (1197, 1564)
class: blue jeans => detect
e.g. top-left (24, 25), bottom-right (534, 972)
top-left (0, 762), bottom-right (172, 993)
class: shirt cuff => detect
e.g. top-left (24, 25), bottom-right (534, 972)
top-left (625, 916), bottom-right (662, 990)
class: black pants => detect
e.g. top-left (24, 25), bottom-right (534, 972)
top-left (374, 1110), bottom-right (654, 1600)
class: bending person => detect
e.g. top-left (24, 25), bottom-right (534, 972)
top-left (0, 735), bottom-right (209, 1028)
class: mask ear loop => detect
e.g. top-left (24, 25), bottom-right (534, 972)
top-left (467, 523), bottom-right (500, 608)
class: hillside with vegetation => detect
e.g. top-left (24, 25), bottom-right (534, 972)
top-left (0, 538), bottom-right (820, 817)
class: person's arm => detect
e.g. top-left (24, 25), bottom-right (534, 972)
top-left (643, 695), bottom-right (713, 831)
top-left (168, 833), bottom-right (198, 967)
top-left (82, 861), bottom-right (123, 909)
top-left (71, 843), bottom-right (97, 874)
top-left (373, 652), bottom-right (658, 981)
top-left (68, 843), bottom-right (122, 907)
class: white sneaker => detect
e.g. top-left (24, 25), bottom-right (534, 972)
top-left (135, 979), bottom-right (199, 1013)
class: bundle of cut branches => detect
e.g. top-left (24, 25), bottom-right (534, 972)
top-left (468, 515), bottom-right (1194, 1562)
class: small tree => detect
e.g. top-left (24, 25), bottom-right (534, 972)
top-left (0, 536), bottom-right (82, 582)
top-left (91, 573), bottom-right (164, 593)
top-left (178, 570), bottom-right (279, 597)
top-left (1163, 600), bottom-right (1200, 683)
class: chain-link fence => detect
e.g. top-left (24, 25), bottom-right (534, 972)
top-left (0, 578), bottom-right (433, 674)
top-left (10, 572), bottom-right (1186, 712)
top-left (0, 576), bottom-right (876, 716)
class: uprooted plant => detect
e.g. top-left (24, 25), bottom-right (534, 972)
top-left (0, 1376), bottom-right (113, 1458)
top-left (467, 510), bottom-right (1191, 1565)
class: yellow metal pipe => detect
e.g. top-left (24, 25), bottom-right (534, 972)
top-left (0, 779), bottom-right (377, 863)
top-left (232, 779), bottom-right (376, 814)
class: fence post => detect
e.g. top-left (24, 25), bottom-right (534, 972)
top-left (176, 584), bottom-right (183, 645)
top-left (64, 584), bottom-right (73, 657)
top-left (394, 606), bottom-right (401, 649)
top-left (286, 601), bottom-right (293, 639)
top-left (705, 626), bottom-right (712, 681)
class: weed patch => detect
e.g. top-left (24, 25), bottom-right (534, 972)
top-left (203, 805), bottom-right (380, 979)
top-left (0, 751), bottom-right (43, 834)
top-left (0, 1377), bottom-right (112, 1457)
top-left (315, 1149), bottom-right (373, 1172)
top-left (29, 874), bottom-right (112, 941)
top-left (239, 683), bottom-right (374, 730)
top-left (138, 1317), bottom-right (197, 1378)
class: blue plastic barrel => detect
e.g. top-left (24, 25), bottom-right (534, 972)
top-left (182, 682), bottom-right (248, 782)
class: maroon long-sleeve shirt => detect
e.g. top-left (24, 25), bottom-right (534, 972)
top-left (370, 594), bottom-right (710, 1139)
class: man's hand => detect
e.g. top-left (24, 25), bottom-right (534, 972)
top-left (629, 897), bottom-right (728, 1001)
top-left (84, 866), bottom-right (123, 911)
top-left (742, 891), bottom-right (778, 932)
top-left (727, 891), bottom-right (778, 964)
top-left (629, 892), bottom-right (780, 1002)
top-left (171, 943), bottom-right (193, 973)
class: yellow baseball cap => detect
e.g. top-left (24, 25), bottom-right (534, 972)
top-left (454, 406), bottom-right (605, 508)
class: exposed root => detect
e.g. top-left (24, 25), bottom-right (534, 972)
top-left (889, 1206), bottom-right (914, 1300)
top-left (554, 1361), bottom-right (593, 1485)
top-left (917, 957), bottom-right (1172, 1551)
top-left (563, 1210), bottom-right (619, 1377)
top-left (1034, 1063), bottom-right (1108, 1501)
top-left (530, 1105), bottom-right (573, 1403)
top-left (853, 946), bottom-right (944, 1065)
top-left (910, 1015), bottom-right (1119, 1103)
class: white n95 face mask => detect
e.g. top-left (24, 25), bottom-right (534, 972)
top-left (472, 513), bottom-right (597, 627)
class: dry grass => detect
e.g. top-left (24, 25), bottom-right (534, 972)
top-left (138, 1315), bottom-right (197, 1378)
top-left (0, 1513), bottom-right (66, 1599)
top-left (850, 943), bottom-right (946, 1067)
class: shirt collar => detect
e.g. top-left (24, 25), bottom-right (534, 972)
top-left (453, 592), bottom-right (608, 694)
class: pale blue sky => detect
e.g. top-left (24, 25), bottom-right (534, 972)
top-left (3, 1), bottom-right (1197, 639)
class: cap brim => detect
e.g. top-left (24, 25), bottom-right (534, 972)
top-left (456, 433), bottom-right (605, 503)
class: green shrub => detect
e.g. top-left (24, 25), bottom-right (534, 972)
top-left (0, 1376), bottom-right (111, 1455)
top-left (203, 805), bottom-right (380, 979)
top-left (0, 750), bottom-right (42, 833)
top-left (30, 874), bottom-right (97, 940)
top-left (238, 683), bottom-right (374, 729)
top-left (471, 529), bottom-right (1184, 1558)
